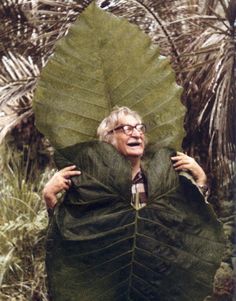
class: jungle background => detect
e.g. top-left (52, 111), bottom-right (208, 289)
top-left (0, 0), bottom-right (235, 300)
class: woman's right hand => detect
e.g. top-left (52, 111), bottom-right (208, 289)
top-left (43, 165), bottom-right (81, 209)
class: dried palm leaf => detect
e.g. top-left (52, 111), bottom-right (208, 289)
top-left (0, 0), bottom-right (93, 143)
top-left (180, 1), bottom-right (235, 187)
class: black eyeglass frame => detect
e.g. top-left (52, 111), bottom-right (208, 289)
top-left (108, 123), bottom-right (147, 135)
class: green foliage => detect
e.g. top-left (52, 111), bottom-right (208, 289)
top-left (0, 146), bottom-right (50, 300)
top-left (34, 2), bottom-right (184, 150)
top-left (46, 141), bottom-right (225, 301)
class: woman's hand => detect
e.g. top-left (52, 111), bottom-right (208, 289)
top-left (43, 165), bottom-right (81, 209)
top-left (171, 151), bottom-right (207, 186)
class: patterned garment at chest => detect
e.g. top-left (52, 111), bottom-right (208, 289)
top-left (131, 170), bottom-right (148, 210)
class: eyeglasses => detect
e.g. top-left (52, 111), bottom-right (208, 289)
top-left (109, 123), bottom-right (146, 135)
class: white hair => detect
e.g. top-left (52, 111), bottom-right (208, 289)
top-left (97, 106), bottom-right (142, 144)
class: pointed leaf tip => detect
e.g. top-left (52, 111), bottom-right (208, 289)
top-left (33, 2), bottom-right (185, 150)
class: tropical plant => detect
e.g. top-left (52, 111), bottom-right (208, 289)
top-left (0, 0), bottom-right (234, 300)
top-left (0, 146), bottom-right (52, 300)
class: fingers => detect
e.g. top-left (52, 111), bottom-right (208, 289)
top-left (65, 179), bottom-right (71, 185)
top-left (59, 167), bottom-right (81, 189)
top-left (61, 165), bottom-right (77, 171)
top-left (60, 165), bottom-right (81, 178)
top-left (57, 166), bottom-right (81, 182)
top-left (173, 163), bottom-right (192, 171)
top-left (43, 165), bottom-right (82, 210)
top-left (171, 152), bottom-right (190, 162)
top-left (176, 151), bottom-right (185, 156)
top-left (171, 153), bottom-right (194, 167)
top-left (43, 165), bottom-right (81, 204)
top-left (171, 152), bottom-right (207, 184)
top-left (63, 178), bottom-right (72, 190)
top-left (171, 152), bottom-right (197, 173)
top-left (172, 160), bottom-right (195, 171)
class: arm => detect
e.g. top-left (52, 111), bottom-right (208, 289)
top-left (43, 165), bottom-right (81, 209)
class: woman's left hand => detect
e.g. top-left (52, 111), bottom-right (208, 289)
top-left (171, 151), bottom-right (207, 186)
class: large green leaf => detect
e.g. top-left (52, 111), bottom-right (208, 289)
top-left (46, 142), bottom-right (225, 301)
top-left (33, 2), bottom-right (185, 150)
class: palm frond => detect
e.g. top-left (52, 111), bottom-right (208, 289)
top-left (0, 52), bottom-right (38, 107)
top-left (0, 0), bottom-right (93, 143)
top-left (180, 2), bottom-right (235, 187)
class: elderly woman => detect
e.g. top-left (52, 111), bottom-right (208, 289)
top-left (44, 107), bottom-right (223, 301)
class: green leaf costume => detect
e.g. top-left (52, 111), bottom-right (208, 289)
top-left (32, 3), bottom-right (225, 300)
top-left (46, 141), bottom-right (225, 301)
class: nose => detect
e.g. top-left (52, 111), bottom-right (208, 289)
top-left (131, 127), bottom-right (142, 137)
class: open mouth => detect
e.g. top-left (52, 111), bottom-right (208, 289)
top-left (127, 142), bottom-right (141, 147)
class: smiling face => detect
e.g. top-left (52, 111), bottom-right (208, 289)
top-left (112, 115), bottom-right (145, 158)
